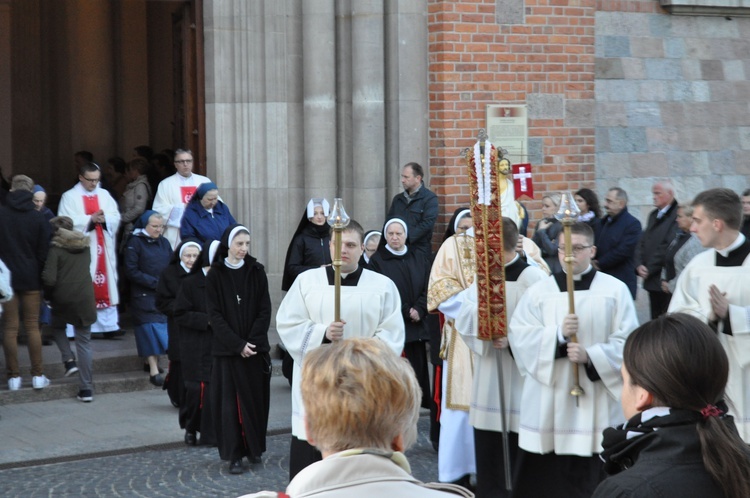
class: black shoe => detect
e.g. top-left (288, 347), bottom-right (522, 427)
top-left (250, 455), bottom-right (262, 464)
top-left (64, 360), bottom-right (79, 377)
top-left (184, 432), bottom-right (197, 446)
top-left (143, 364), bottom-right (164, 374)
top-left (229, 459), bottom-right (243, 474)
top-left (149, 374), bottom-right (164, 387)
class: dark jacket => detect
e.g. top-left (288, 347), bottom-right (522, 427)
top-left (635, 199), bottom-right (679, 292)
top-left (124, 232), bottom-right (173, 325)
top-left (595, 207), bottom-right (641, 298)
top-left (281, 220), bottom-right (331, 291)
top-left (0, 190), bottom-right (49, 291)
top-left (173, 270), bottom-right (213, 382)
top-left (180, 200), bottom-right (237, 244)
top-left (206, 256), bottom-right (271, 356)
top-left (532, 218), bottom-right (563, 274)
top-left (387, 185), bottom-right (439, 258)
top-left (594, 419), bottom-right (728, 497)
top-left (41, 228), bottom-right (97, 327)
top-left (369, 247), bottom-right (430, 343)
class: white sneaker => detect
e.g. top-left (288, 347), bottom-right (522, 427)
top-left (32, 375), bottom-right (50, 390)
top-left (8, 377), bottom-right (21, 391)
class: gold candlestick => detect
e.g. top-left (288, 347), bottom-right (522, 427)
top-left (555, 191), bottom-right (585, 404)
top-left (327, 198), bottom-right (350, 322)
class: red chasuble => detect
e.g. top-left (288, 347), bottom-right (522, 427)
top-left (82, 195), bottom-right (110, 309)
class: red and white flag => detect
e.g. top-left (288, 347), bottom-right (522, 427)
top-left (512, 163), bottom-right (534, 200)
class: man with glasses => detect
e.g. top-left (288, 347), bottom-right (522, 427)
top-left (508, 222), bottom-right (638, 497)
top-left (152, 149), bottom-right (213, 248)
top-left (59, 163), bottom-right (122, 338)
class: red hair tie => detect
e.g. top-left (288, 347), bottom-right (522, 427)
top-left (700, 404), bottom-right (723, 419)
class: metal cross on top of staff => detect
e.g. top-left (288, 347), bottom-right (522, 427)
top-left (327, 198), bottom-right (350, 322)
top-left (555, 192), bottom-right (586, 406)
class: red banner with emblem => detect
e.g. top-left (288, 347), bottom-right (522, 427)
top-left (512, 163), bottom-right (534, 200)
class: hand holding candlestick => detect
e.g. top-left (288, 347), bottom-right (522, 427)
top-left (555, 191), bottom-right (585, 405)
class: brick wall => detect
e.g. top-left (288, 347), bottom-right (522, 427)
top-left (427, 0), bottom-right (597, 242)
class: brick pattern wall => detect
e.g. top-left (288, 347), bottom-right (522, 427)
top-left (427, 0), bottom-right (597, 243)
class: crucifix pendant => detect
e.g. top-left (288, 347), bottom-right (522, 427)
top-left (236, 295), bottom-right (241, 305)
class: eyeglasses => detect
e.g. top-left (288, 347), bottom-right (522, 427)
top-left (81, 177), bottom-right (100, 183)
top-left (174, 159), bottom-right (193, 164)
top-left (558, 245), bottom-right (592, 255)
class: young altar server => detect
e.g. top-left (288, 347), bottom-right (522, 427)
top-left (508, 222), bottom-right (639, 497)
top-left (276, 219), bottom-right (405, 480)
top-left (668, 188), bottom-right (750, 442)
top-left (454, 217), bottom-right (547, 497)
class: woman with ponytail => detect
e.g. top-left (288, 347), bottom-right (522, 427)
top-left (594, 313), bottom-right (750, 497)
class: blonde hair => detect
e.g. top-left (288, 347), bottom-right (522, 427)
top-left (301, 338), bottom-right (420, 454)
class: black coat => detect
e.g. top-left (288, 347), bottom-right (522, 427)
top-left (594, 422), bottom-right (727, 497)
top-left (387, 185), bottom-right (439, 258)
top-left (369, 247), bottom-right (430, 343)
top-left (0, 190), bottom-right (49, 291)
top-left (206, 256), bottom-right (271, 356)
top-left (635, 199), bottom-right (679, 292)
top-left (156, 262), bottom-right (190, 361)
top-left (595, 207), bottom-right (641, 298)
top-left (173, 270), bottom-right (213, 382)
top-left (281, 221), bottom-right (331, 291)
top-left (124, 233), bottom-right (173, 325)
top-left (532, 218), bottom-right (563, 273)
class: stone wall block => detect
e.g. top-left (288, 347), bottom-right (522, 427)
top-left (566, 100), bottom-right (595, 127)
top-left (596, 102), bottom-right (628, 127)
top-left (595, 58), bottom-right (624, 79)
top-left (603, 36), bottom-right (631, 57)
top-left (528, 94), bottom-right (565, 120)
top-left (608, 127), bottom-right (648, 153)
top-left (644, 59), bottom-right (683, 80)
top-left (621, 58), bottom-right (645, 80)
top-left (630, 37), bottom-right (664, 58)
top-left (626, 102), bottom-right (662, 127)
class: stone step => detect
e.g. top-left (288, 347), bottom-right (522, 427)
top-left (1, 357), bottom-right (286, 406)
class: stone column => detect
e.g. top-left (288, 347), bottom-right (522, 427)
top-left (348, 0), bottom-right (386, 231)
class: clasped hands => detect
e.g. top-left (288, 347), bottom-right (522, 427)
top-left (562, 314), bottom-right (588, 364)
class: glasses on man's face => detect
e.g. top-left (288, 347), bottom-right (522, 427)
top-left (174, 159), bottom-right (193, 164)
top-left (81, 177), bottom-right (100, 183)
top-left (558, 245), bottom-right (592, 255)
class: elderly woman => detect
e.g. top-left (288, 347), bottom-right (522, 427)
top-left (173, 239), bottom-right (220, 447)
top-left (660, 204), bottom-right (706, 295)
top-left (281, 198), bottom-right (331, 292)
top-left (156, 238), bottom-right (202, 408)
top-left (594, 314), bottom-right (750, 497)
top-left (240, 338), bottom-right (473, 497)
top-left (119, 157), bottom-right (153, 249)
top-left (207, 224), bottom-right (271, 475)
top-left (124, 210), bottom-right (173, 386)
top-left (369, 218), bottom-right (431, 410)
top-left (532, 193), bottom-right (563, 273)
top-left (180, 182), bottom-right (237, 243)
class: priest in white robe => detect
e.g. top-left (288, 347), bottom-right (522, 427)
top-left (668, 188), bottom-right (750, 442)
top-left (58, 163), bottom-right (122, 335)
top-left (428, 214), bottom-right (478, 486)
top-left (276, 219), bottom-right (404, 481)
top-left (509, 222), bottom-right (638, 498)
top-left (455, 218), bottom-right (547, 497)
top-left (152, 149), bottom-right (213, 248)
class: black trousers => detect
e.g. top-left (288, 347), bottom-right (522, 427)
top-left (648, 290), bottom-right (672, 319)
top-left (474, 429), bottom-right (517, 498)
top-left (289, 436), bottom-right (322, 481)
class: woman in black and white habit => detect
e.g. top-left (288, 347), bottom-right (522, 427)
top-left (368, 218), bottom-right (431, 409)
top-left (206, 224), bottom-right (272, 475)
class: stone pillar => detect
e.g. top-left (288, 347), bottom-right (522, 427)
top-left (302, 0), bottom-right (337, 204)
top-left (348, 0), bottom-right (386, 231)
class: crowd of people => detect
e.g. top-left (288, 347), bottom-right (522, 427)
top-left (1, 153), bottom-right (750, 496)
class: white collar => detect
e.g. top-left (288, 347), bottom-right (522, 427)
top-left (716, 233), bottom-right (746, 258)
top-left (385, 245), bottom-right (407, 256)
top-left (562, 264), bottom-right (593, 281)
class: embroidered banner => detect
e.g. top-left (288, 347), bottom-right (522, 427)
top-left (180, 186), bottom-right (197, 204)
top-left (466, 143), bottom-right (508, 340)
top-left (512, 163), bottom-right (534, 200)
